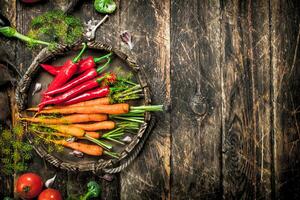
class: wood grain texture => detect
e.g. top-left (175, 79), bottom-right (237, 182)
top-left (1, 0), bottom-right (300, 199)
top-left (271, 0), bottom-right (300, 199)
top-left (171, 0), bottom-right (222, 199)
top-left (118, 0), bottom-right (171, 199)
top-left (0, 0), bottom-right (17, 197)
top-left (221, 0), bottom-right (273, 199)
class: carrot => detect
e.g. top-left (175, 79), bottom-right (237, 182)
top-left (42, 124), bottom-right (85, 137)
top-left (53, 140), bottom-right (103, 156)
top-left (67, 97), bottom-right (110, 107)
top-left (37, 103), bottom-right (130, 115)
top-left (49, 131), bottom-right (101, 139)
top-left (84, 131), bottom-right (101, 139)
top-left (27, 97), bottom-right (110, 111)
top-left (72, 121), bottom-right (115, 131)
top-left (21, 114), bottom-right (108, 124)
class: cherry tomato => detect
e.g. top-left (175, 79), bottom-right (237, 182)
top-left (16, 173), bottom-right (43, 199)
top-left (38, 189), bottom-right (63, 200)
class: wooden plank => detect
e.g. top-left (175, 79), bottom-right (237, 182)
top-left (271, 0), bottom-right (300, 199)
top-left (221, 0), bottom-right (273, 199)
top-left (76, 1), bottom-right (121, 199)
top-left (170, 0), bottom-right (222, 199)
top-left (0, 0), bottom-right (17, 197)
top-left (118, 0), bottom-right (171, 199)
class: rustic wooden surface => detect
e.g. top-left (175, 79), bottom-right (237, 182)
top-left (0, 0), bottom-right (299, 199)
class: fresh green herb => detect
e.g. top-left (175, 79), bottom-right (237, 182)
top-left (29, 125), bottom-right (65, 153)
top-left (94, 0), bottom-right (117, 14)
top-left (27, 10), bottom-right (83, 47)
top-left (0, 124), bottom-right (32, 175)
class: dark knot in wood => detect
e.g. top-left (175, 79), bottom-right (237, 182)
top-left (190, 91), bottom-right (208, 116)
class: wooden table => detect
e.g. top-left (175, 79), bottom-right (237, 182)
top-left (0, 0), bottom-right (300, 199)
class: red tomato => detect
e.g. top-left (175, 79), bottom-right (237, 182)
top-left (16, 173), bottom-right (43, 199)
top-left (38, 189), bottom-right (63, 200)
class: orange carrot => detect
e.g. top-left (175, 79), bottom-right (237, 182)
top-left (27, 97), bottom-right (110, 111)
top-left (21, 114), bottom-right (107, 124)
top-left (67, 97), bottom-right (110, 107)
top-left (84, 132), bottom-right (101, 139)
top-left (72, 121), bottom-right (115, 131)
top-left (50, 131), bottom-right (101, 139)
top-left (37, 104), bottom-right (130, 115)
top-left (43, 125), bottom-right (85, 137)
top-left (53, 140), bottom-right (103, 156)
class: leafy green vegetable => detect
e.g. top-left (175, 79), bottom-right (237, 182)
top-left (80, 181), bottom-right (101, 200)
top-left (94, 0), bottom-right (117, 14)
top-left (0, 124), bottom-right (32, 175)
top-left (27, 10), bottom-right (83, 47)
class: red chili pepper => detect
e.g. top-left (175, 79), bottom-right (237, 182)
top-left (45, 68), bottom-right (98, 96)
top-left (39, 43), bottom-right (87, 111)
top-left (39, 73), bottom-right (115, 107)
top-left (63, 86), bottom-right (110, 106)
top-left (40, 53), bottom-right (113, 75)
top-left (39, 78), bottom-right (101, 107)
top-left (45, 57), bottom-right (112, 96)
top-left (46, 43), bottom-right (87, 92)
top-left (40, 64), bottom-right (62, 75)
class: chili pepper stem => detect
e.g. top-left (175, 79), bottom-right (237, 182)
top-left (96, 57), bottom-right (111, 73)
top-left (94, 52), bottom-right (113, 63)
top-left (73, 43), bottom-right (87, 63)
top-left (96, 73), bottom-right (111, 83)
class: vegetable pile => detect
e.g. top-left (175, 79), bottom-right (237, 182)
top-left (22, 43), bottom-right (163, 158)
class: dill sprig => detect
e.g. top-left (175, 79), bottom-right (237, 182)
top-left (29, 125), bottom-right (65, 153)
top-left (27, 10), bottom-right (83, 48)
top-left (0, 124), bottom-right (32, 175)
